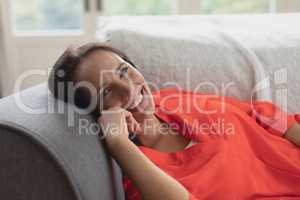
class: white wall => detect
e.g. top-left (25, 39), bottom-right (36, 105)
top-left (0, 6), bottom-right (5, 97)
top-left (0, 1), bottom-right (16, 97)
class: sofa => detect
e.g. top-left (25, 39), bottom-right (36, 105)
top-left (0, 14), bottom-right (299, 200)
top-left (0, 83), bottom-right (125, 200)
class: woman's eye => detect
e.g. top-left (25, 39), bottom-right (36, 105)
top-left (103, 88), bottom-right (110, 97)
top-left (119, 66), bottom-right (129, 78)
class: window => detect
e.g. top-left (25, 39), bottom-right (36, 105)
top-left (12, 0), bottom-right (84, 32)
top-left (103, 0), bottom-right (175, 15)
top-left (102, 0), bottom-right (300, 15)
top-left (276, 0), bottom-right (300, 12)
top-left (201, 0), bottom-right (270, 14)
top-left (8, 0), bottom-right (300, 33)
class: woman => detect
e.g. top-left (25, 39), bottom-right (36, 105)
top-left (48, 42), bottom-right (300, 200)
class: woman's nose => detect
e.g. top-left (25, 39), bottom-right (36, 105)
top-left (127, 68), bottom-right (144, 85)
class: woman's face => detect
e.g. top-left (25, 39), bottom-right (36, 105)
top-left (73, 50), bottom-right (155, 115)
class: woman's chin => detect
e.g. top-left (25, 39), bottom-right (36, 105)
top-left (127, 101), bottom-right (155, 115)
top-left (127, 105), bottom-right (151, 114)
top-left (128, 87), bottom-right (155, 114)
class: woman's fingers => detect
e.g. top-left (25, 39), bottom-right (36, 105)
top-left (98, 106), bottom-right (129, 139)
top-left (97, 105), bottom-right (142, 145)
top-left (125, 111), bottom-right (136, 133)
top-left (124, 110), bottom-right (142, 134)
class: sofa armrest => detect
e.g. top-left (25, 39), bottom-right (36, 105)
top-left (0, 84), bottom-right (125, 200)
top-left (0, 123), bottom-right (77, 200)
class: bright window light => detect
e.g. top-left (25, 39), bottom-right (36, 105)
top-left (201, 0), bottom-right (271, 14)
top-left (12, 0), bottom-right (84, 32)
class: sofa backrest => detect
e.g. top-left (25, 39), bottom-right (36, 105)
top-left (103, 15), bottom-right (300, 113)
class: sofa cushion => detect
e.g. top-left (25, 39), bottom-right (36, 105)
top-left (104, 14), bottom-right (300, 113)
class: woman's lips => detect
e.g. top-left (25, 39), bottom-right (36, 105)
top-left (128, 86), bottom-right (144, 109)
top-left (134, 91), bottom-right (143, 107)
top-left (128, 86), bottom-right (147, 110)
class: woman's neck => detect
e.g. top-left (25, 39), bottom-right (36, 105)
top-left (135, 113), bottom-right (163, 147)
top-left (135, 113), bottom-right (190, 152)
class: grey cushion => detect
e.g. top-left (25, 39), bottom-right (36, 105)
top-left (0, 83), bottom-right (125, 200)
top-left (104, 14), bottom-right (300, 113)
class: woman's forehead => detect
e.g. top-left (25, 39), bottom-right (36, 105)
top-left (74, 50), bottom-right (123, 85)
top-left (84, 50), bottom-right (124, 69)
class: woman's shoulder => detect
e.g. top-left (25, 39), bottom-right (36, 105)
top-left (151, 87), bottom-right (248, 107)
top-left (151, 87), bottom-right (208, 97)
top-left (151, 87), bottom-right (181, 95)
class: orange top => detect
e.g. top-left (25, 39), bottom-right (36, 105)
top-left (123, 88), bottom-right (300, 200)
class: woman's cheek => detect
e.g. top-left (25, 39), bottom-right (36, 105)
top-left (113, 87), bottom-right (131, 108)
top-left (104, 98), bottom-right (122, 109)
top-left (102, 82), bottom-right (131, 109)
top-left (104, 92), bottom-right (129, 109)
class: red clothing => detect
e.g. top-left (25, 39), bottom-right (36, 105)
top-left (123, 88), bottom-right (300, 200)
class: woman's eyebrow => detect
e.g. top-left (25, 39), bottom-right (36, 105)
top-left (115, 62), bottom-right (126, 73)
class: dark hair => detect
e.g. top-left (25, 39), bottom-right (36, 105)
top-left (48, 42), bottom-right (137, 112)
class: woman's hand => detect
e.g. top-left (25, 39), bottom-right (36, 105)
top-left (283, 123), bottom-right (300, 148)
top-left (98, 106), bottom-right (142, 147)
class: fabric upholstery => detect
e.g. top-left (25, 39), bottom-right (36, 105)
top-left (103, 14), bottom-right (300, 113)
top-left (0, 84), bottom-right (125, 200)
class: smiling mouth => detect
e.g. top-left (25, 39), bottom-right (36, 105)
top-left (128, 86), bottom-right (146, 109)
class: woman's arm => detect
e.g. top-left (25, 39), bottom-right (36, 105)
top-left (283, 123), bottom-right (300, 147)
top-left (106, 139), bottom-right (189, 200)
top-left (246, 101), bottom-right (300, 147)
top-left (98, 107), bottom-right (189, 200)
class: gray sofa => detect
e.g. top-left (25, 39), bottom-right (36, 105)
top-left (0, 83), bottom-right (124, 200)
top-left (1, 14), bottom-right (300, 200)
